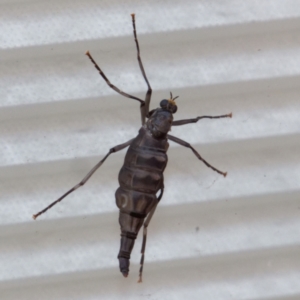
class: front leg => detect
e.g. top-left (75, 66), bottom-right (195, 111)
top-left (172, 112), bottom-right (232, 126)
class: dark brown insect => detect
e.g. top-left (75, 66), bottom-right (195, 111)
top-left (33, 13), bottom-right (232, 282)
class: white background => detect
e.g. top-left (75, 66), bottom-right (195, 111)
top-left (1, 0), bottom-right (300, 299)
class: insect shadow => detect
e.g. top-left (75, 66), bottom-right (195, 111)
top-left (33, 13), bottom-right (232, 283)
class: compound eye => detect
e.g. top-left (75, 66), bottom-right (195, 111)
top-left (171, 105), bottom-right (177, 113)
top-left (160, 99), bottom-right (168, 109)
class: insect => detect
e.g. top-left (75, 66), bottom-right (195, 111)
top-left (33, 14), bottom-right (232, 282)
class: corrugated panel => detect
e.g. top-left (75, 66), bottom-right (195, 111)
top-left (1, 1), bottom-right (300, 299)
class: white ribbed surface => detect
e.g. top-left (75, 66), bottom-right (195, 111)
top-left (1, 1), bottom-right (300, 299)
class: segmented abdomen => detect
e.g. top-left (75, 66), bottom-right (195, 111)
top-left (115, 126), bottom-right (169, 273)
top-left (116, 126), bottom-right (169, 215)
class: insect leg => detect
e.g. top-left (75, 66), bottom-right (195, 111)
top-left (167, 134), bottom-right (227, 177)
top-left (32, 138), bottom-right (134, 220)
top-left (172, 112), bottom-right (232, 126)
top-left (138, 187), bottom-right (163, 283)
top-left (86, 51), bottom-right (145, 105)
top-left (131, 14), bottom-right (152, 125)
